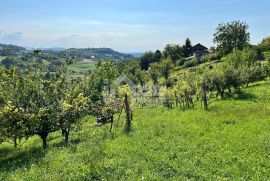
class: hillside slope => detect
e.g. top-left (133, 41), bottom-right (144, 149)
top-left (0, 81), bottom-right (270, 180)
top-left (0, 43), bottom-right (26, 56)
top-left (56, 48), bottom-right (134, 61)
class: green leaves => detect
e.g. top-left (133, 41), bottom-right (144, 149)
top-left (222, 48), bottom-right (267, 89)
top-left (259, 36), bottom-right (270, 52)
top-left (0, 61), bottom-right (104, 148)
top-left (163, 44), bottom-right (184, 64)
top-left (213, 21), bottom-right (250, 56)
top-left (160, 58), bottom-right (173, 80)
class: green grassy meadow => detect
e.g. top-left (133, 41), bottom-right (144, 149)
top-left (67, 61), bottom-right (97, 73)
top-left (1, 81), bottom-right (270, 180)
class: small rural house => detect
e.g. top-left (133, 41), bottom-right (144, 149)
top-left (189, 43), bottom-right (210, 59)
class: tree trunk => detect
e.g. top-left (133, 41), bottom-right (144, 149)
top-left (203, 91), bottom-right (208, 110)
top-left (116, 104), bottom-right (124, 127)
top-left (63, 128), bottom-right (70, 147)
top-left (216, 91), bottom-right (219, 98)
top-left (124, 93), bottom-right (132, 131)
top-left (40, 133), bottom-right (48, 149)
top-left (13, 137), bottom-right (17, 148)
top-left (228, 87), bottom-right (232, 93)
top-left (109, 114), bottom-right (114, 132)
top-left (216, 85), bottom-right (220, 98)
top-left (189, 97), bottom-right (194, 108)
top-left (174, 93), bottom-right (178, 108)
top-left (108, 86), bottom-right (111, 94)
top-left (220, 90), bottom-right (224, 99)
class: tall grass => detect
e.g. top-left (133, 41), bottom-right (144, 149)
top-left (1, 81), bottom-right (270, 180)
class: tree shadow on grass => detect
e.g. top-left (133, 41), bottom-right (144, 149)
top-left (0, 146), bottom-right (48, 173)
top-left (0, 147), bottom-right (11, 158)
top-left (49, 137), bottom-right (82, 148)
top-left (246, 81), bottom-right (270, 89)
top-left (123, 124), bottom-right (133, 136)
top-left (0, 123), bottom-right (109, 174)
top-left (224, 91), bottom-right (257, 101)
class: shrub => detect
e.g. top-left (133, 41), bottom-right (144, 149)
top-left (264, 52), bottom-right (270, 62)
top-left (159, 87), bottom-right (174, 108)
top-left (183, 58), bottom-right (199, 68)
top-left (259, 36), bottom-right (270, 52)
top-left (201, 55), bottom-right (212, 63)
top-left (201, 53), bottom-right (220, 63)
top-left (178, 58), bottom-right (186, 66)
top-left (165, 78), bottom-right (175, 88)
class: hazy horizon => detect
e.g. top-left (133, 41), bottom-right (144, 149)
top-left (0, 0), bottom-right (270, 52)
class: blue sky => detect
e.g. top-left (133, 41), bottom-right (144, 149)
top-left (0, 0), bottom-right (270, 52)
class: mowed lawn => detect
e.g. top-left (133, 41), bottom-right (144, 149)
top-left (1, 81), bottom-right (270, 180)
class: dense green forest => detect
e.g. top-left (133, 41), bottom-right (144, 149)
top-left (1, 21), bottom-right (270, 180)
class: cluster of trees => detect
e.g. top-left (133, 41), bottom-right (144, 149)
top-left (156, 21), bottom-right (270, 109)
top-left (160, 80), bottom-right (196, 109)
top-left (0, 58), bottom-right (136, 149)
top-left (0, 57), bottom-right (27, 69)
top-left (259, 36), bottom-right (270, 52)
top-left (143, 21), bottom-right (270, 110)
top-left (56, 48), bottom-right (134, 61)
top-left (160, 47), bottom-right (270, 110)
top-left (122, 58), bottom-right (175, 90)
top-left (137, 38), bottom-right (194, 71)
top-left (0, 43), bottom-right (26, 56)
top-left (0, 61), bottom-right (106, 149)
top-left (119, 21), bottom-right (270, 112)
top-left (123, 40), bottom-right (195, 89)
top-left (0, 51), bottom-right (61, 69)
top-left (129, 20), bottom-right (255, 90)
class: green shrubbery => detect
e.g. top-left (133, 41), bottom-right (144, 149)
top-left (259, 36), bottom-right (270, 52)
top-left (201, 53), bottom-right (220, 63)
top-left (183, 58), bottom-right (200, 68)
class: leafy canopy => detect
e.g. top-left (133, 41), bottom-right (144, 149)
top-left (213, 21), bottom-right (250, 56)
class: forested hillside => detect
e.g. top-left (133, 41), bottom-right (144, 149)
top-left (0, 45), bottom-right (133, 63)
top-left (55, 48), bottom-right (134, 60)
top-left (0, 43), bottom-right (26, 56)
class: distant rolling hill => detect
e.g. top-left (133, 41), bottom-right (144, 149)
top-left (0, 43), bottom-right (26, 56)
top-left (0, 43), bottom-right (135, 61)
top-left (56, 48), bottom-right (134, 61)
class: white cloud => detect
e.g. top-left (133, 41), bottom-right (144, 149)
top-left (52, 32), bottom-right (129, 49)
top-left (0, 30), bottom-right (23, 44)
top-left (0, 21), bottom-right (201, 52)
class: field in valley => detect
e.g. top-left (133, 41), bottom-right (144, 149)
top-left (67, 61), bottom-right (97, 74)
